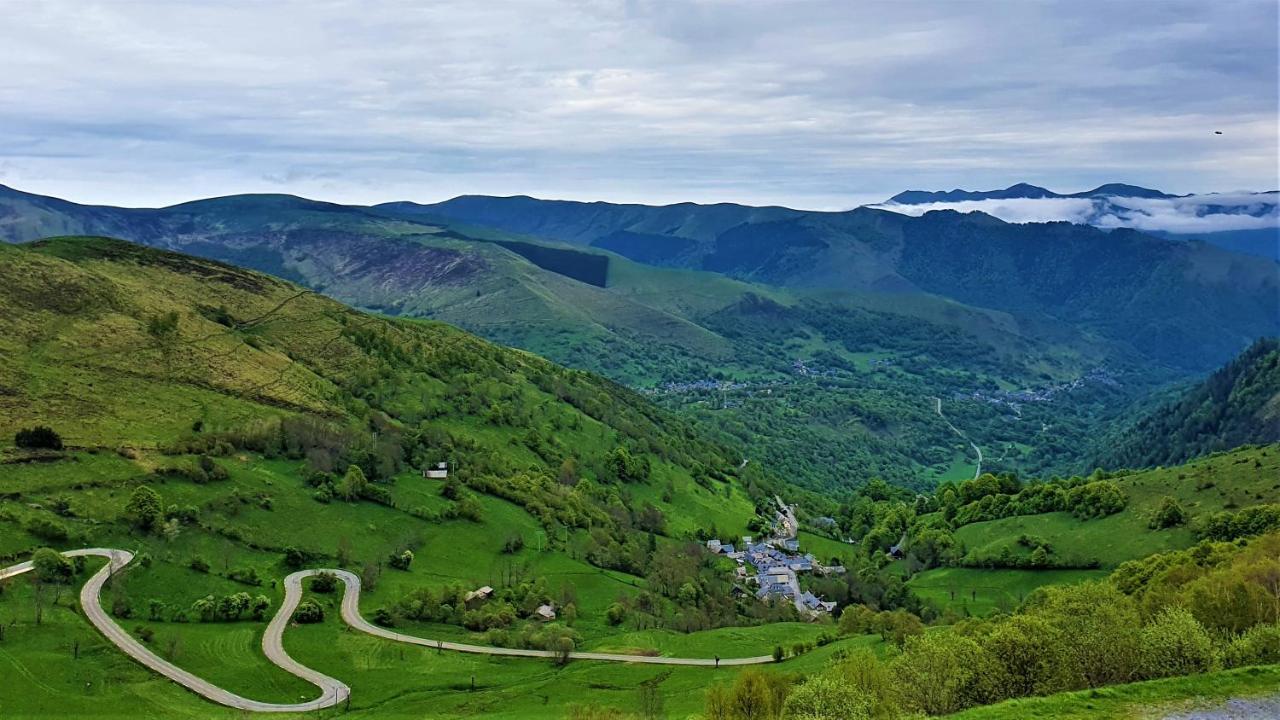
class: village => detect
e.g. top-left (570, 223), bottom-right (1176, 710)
top-left (706, 496), bottom-right (844, 618)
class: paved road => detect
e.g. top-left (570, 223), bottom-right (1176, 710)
top-left (2, 549), bottom-right (349, 713)
top-left (1162, 695), bottom-right (1280, 719)
top-left (932, 396), bottom-right (983, 479)
top-left (3, 550), bottom-right (774, 713)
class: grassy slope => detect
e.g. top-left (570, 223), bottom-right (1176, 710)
top-left (909, 445), bottom-right (1280, 613)
top-left (949, 665), bottom-right (1280, 720)
top-left (0, 237), bottom-right (877, 718)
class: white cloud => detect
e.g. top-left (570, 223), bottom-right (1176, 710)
top-left (870, 193), bottom-right (1280, 234)
top-left (0, 0), bottom-right (1275, 208)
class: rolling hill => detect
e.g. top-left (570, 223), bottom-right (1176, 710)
top-left (0, 236), bottom-right (870, 719)
top-left (2, 185), bottom-right (1276, 492)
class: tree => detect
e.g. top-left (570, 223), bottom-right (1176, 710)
top-left (605, 602), bottom-right (627, 626)
top-left (249, 595), bottom-right (272, 621)
top-left (310, 571), bottom-right (338, 594)
top-left (14, 426), bottom-right (63, 451)
top-left (293, 600), bottom-right (324, 624)
top-left (1027, 581), bottom-right (1140, 689)
top-left (1150, 496), bottom-right (1188, 529)
top-left (729, 668), bottom-right (784, 720)
top-left (838, 604), bottom-right (875, 635)
top-left (388, 549), bottom-right (414, 571)
top-left (124, 486), bottom-right (163, 532)
top-left (553, 636), bottom-right (575, 666)
top-left (283, 547), bottom-right (307, 568)
top-left (337, 464), bottom-right (369, 501)
top-left (31, 548), bottom-right (73, 584)
top-left (782, 674), bottom-right (871, 720)
top-left (1139, 607), bottom-right (1218, 679)
top-left (892, 631), bottom-right (995, 715)
top-left (637, 679), bottom-right (665, 720)
top-left (984, 614), bottom-right (1063, 698)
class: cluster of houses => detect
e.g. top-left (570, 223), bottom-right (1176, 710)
top-left (707, 524), bottom-right (844, 617)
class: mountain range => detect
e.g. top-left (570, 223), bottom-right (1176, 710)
top-left (2, 182), bottom-right (1277, 489)
top-left (872, 183), bottom-right (1279, 260)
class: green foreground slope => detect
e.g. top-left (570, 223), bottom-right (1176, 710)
top-left (0, 237), bottom-right (873, 719)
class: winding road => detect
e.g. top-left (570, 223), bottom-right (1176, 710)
top-left (1, 549), bottom-right (774, 713)
top-left (931, 396), bottom-right (983, 479)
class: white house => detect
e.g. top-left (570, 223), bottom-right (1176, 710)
top-left (535, 604), bottom-right (556, 621)
top-left (424, 462), bottom-right (449, 479)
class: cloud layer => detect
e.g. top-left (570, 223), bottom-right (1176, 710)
top-left (870, 192), bottom-right (1280, 234)
top-left (0, 1), bottom-right (1276, 208)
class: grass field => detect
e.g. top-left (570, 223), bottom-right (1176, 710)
top-left (907, 567), bottom-right (1109, 617)
top-left (909, 445), bottom-right (1280, 616)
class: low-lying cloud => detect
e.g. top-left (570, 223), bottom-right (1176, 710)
top-left (870, 193), bottom-right (1279, 235)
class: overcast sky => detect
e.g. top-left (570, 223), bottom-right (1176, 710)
top-left (1, 0), bottom-right (1276, 209)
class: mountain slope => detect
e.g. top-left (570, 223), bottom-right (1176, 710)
top-left (1092, 338), bottom-right (1280, 469)
top-left (413, 195), bottom-right (1278, 373)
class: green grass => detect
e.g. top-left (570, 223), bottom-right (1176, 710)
top-left (908, 567), bottom-right (1108, 616)
top-left (948, 665), bottom-right (1280, 720)
top-left (953, 445), bottom-right (1280, 570)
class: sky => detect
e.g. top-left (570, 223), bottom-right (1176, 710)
top-left (1, 0), bottom-right (1277, 210)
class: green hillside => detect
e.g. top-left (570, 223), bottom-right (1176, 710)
top-left (0, 237), bottom-right (880, 719)
top-left (0, 184), bottom-right (1162, 492)
top-left (1093, 338), bottom-right (1280, 470)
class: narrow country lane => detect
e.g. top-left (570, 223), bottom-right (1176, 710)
top-left (931, 396), bottom-right (983, 479)
top-left (2, 549), bottom-right (775, 713)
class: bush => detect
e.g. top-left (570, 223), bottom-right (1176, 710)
top-left (310, 571), bottom-right (338, 594)
top-left (26, 517), bottom-right (69, 542)
top-left (124, 486), bottom-right (163, 532)
top-left (782, 674), bottom-right (872, 720)
top-left (1149, 496), bottom-right (1188, 529)
top-left (372, 607), bottom-right (396, 627)
top-left (1139, 608), bottom-right (1218, 679)
top-left (293, 600), bottom-right (325, 624)
top-left (31, 548), bottom-right (74, 583)
top-left (15, 426), bottom-right (63, 450)
top-left (283, 547), bottom-right (307, 569)
top-left (227, 567), bottom-right (261, 586)
top-left (388, 549), bottom-right (414, 571)
top-left (189, 556), bottom-right (211, 573)
top-left (892, 631), bottom-right (996, 715)
top-left (1223, 624), bottom-right (1280, 668)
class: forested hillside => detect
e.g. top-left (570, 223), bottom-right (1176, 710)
top-left (1094, 338), bottom-right (1280, 469)
top-left (2, 185), bottom-right (1276, 492)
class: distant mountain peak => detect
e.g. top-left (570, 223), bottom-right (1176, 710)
top-left (887, 182), bottom-right (1175, 205)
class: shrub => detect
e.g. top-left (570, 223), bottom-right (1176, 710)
top-left (310, 571), bottom-right (338, 594)
top-left (388, 549), bottom-right (414, 571)
top-left (372, 607), bottom-right (396, 627)
top-left (227, 567), bottom-right (261, 586)
top-left (189, 556), bottom-right (211, 573)
top-left (293, 600), bottom-right (325, 624)
top-left (892, 631), bottom-right (996, 715)
top-left (26, 517), bottom-right (69, 542)
top-left (1223, 624), bottom-right (1280, 668)
top-left (782, 674), bottom-right (872, 720)
top-left (1139, 608), bottom-right (1218, 679)
top-left (124, 486), bottom-right (163, 532)
top-left (283, 547), bottom-right (307, 569)
top-left (31, 548), bottom-right (74, 583)
top-left (605, 602), bottom-right (627, 626)
top-left (1149, 496), bottom-right (1188, 529)
top-left (15, 426), bottom-right (63, 450)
